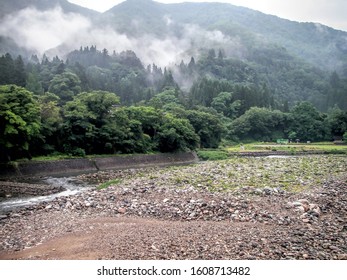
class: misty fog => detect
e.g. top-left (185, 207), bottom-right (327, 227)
top-left (0, 6), bottom-right (244, 67)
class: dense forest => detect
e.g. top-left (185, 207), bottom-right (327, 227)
top-left (1, 46), bottom-right (347, 162)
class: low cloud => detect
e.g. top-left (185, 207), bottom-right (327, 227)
top-left (0, 6), bottom-right (91, 54)
top-left (0, 7), bottom-right (244, 67)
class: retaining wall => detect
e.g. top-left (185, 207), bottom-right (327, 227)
top-left (0, 152), bottom-right (198, 179)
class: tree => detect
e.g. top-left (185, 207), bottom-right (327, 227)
top-left (62, 91), bottom-right (120, 155)
top-left (148, 89), bottom-right (180, 109)
top-left (0, 53), bottom-right (15, 85)
top-left (31, 92), bottom-right (62, 155)
top-left (156, 114), bottom-right (199, 152)
top-left (0, 85), bottom-right (41, 161)
top-left (62, 95), bottom-right (97, 155)
top-left (189, 77), bottom-right (233, 107)
top-left (48, 71), bottom-right (82, 104)
top-left (99, 106), bottom-right (162, 154)
top-left (26, 70), bottom-right (44, 95)
top-left (13, 55), bottom-right (26, 87)
top-left (186, 110), bottom-right (224, 148)
top-left (228, 107), bottom-right (288, 141)
top-left (77, 90), bottom-right (120, 123)
top-left (326, 106), bottom-right (347, 139)
top-left (211, 91), bottom-right (242, 119)
top-left (288, 102), bottom-right (328, 141)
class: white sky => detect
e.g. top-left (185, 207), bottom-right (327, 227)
top-left (67, 0), bottom-right (347, 31)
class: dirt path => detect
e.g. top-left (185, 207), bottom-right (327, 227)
top-left (0, 217), bottom-right (279, 260)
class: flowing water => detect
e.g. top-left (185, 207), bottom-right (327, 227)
top-left (0, 177), bottom-right (93, 213)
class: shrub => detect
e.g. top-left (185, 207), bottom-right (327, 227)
top-left (70, 148), bottom-right (86, 157)
top-left (197, 150), bottom-right (229, 161)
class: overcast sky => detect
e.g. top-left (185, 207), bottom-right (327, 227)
top-left (68, 0), bottom-right (347, 31)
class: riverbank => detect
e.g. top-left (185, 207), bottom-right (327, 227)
top-left (0, 155), bottom-right (346, 260)
top-left (0, 181), bottom-right (64, 198)
top-left (0, 152), bottom-right (198, 179)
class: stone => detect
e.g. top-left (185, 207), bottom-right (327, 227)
top-left (296, 206), bottom-right (306, 213)
top-left (337, 254), bottom-right (347, 260)
top-left (189, 212), bottom-right (196, 218)
top-left (263, 187), bottom-right (272, 195)
top-left (117, 207), bottom-right (126, 214)
top-left (254, 188), bottom-right (263, 195)
top-left (298, 199), bottom-right (309, 205)
top-left (309, 204), bottom-right (321, 216)
top-left (292, 201), bottom-right (303, 207)
top-left (329, 245), bottom-right (339, 251)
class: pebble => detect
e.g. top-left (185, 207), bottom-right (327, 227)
top-left (0, 163), bottom-right (346, 260)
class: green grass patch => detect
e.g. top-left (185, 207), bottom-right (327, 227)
top-left (226, 142), bottom-right (347, 154)
top-left (197, 149), bottom-right (229, 161)
top-left (29, 151), bottom-right (162, 162)
top-left (97, 179), bottom-right (122, 190)
top-left (31, 154), bottom-right (79, 161)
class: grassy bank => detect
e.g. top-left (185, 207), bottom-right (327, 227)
top-left (105, 154), bottom-right (347, 193)
top-left (226, 142), bottom-right (347, 155)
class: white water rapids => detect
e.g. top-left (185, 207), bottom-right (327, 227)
top-left (0, 177), bottom-right (93, 213)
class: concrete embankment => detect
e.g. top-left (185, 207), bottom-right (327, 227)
top-left (0, 152), bottom-right (198, 179)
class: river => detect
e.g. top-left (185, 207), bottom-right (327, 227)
top-left (0, 176), bottom-right (93, 213)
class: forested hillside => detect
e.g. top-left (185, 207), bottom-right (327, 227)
top-left (0, 0), bottom-right (346, 162)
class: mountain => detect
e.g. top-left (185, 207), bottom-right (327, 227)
top-left (0, 0), bottom-right (98, 19)
top-left (100, 0), bottom-right (347, 75)
top-left (1, 0), bottom-right (346, 74)
top-left (0, 0), bottom-right (99, 57)
top-left (0, 0), bottom-right (346, 111)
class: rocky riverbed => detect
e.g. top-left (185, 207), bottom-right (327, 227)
top-left (0, 155), bottom-right (346, 260)
top-left (0, 181), bottom-right (65, 198)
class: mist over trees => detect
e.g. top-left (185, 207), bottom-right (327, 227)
top-left (0, 0), bottom-right (347, 162)
top-left (0, 45), bottom-right (346, 161)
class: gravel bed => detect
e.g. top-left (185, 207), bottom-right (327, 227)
top-left (0, 156), bottom-right (346, 260)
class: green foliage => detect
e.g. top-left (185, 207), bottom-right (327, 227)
top-left (197, 149), bottom-right (229, 161)
top-left (70, 147), bottom-right (86, 157)
top-left (48, 71), bottom-right (82, 104)
top-left (0, 85), bottom-right (41, 161)
top-left (97, 179), bottom-right (123, 190)
top-left (288, 102), bottom-right (328, 141)
top-left (148, 89), bottom-right (180, 109)
top-left (0, 45), bottom-right (346, 161)
top-left (228, 107), bottom-right (288, 141)
top-left (189, 77), bottom-right (234, 107)
top-left (156, 114), bottom-right (200, 153)
top-left (326, 105), bottom-right (347, 137)
top-left (0, 54), bottom-right (26, 87)
top-left (62, 90), bottom-right (120, 154)
top-left (186, 110), bottom-right (224, 148)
